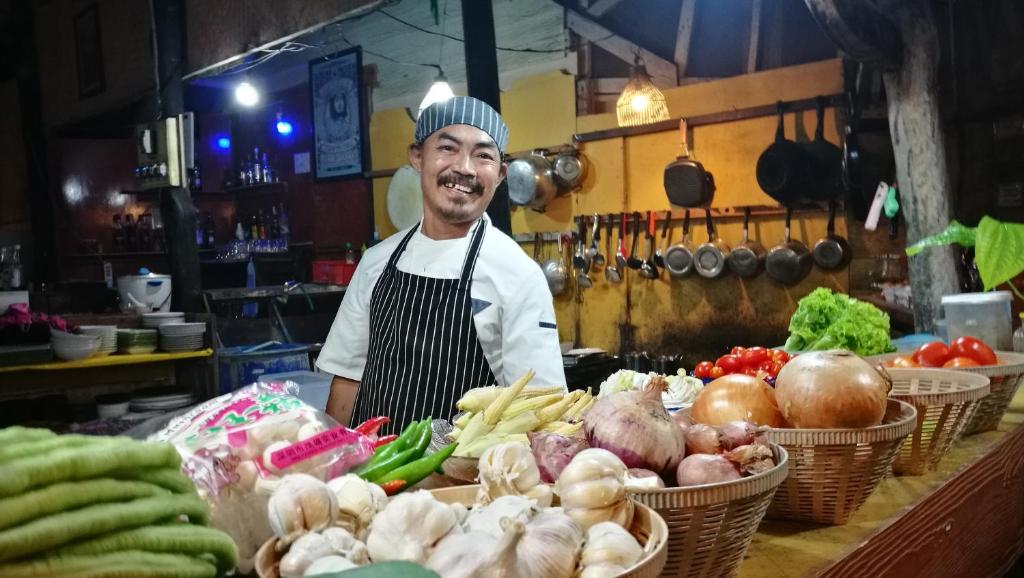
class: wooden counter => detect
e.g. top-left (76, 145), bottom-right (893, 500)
top-left (741, 389), bottom-right (1024, 578)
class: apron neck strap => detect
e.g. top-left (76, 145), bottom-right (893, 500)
top-left (459, 218), bottom-right (487, 286)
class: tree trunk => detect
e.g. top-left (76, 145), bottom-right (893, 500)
top-left (881, 1), bottom-right (958, 332)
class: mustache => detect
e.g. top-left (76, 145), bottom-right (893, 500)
top-left (437, 173), bottom-right (484, 195)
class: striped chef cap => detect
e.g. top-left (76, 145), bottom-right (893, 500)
top-left (415, 96), bottom-right (509, 153)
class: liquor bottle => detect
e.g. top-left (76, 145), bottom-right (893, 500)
top-left (238, 159), bottom-right (248, 187)
top-left (244, 155), bottom-right (254, 186)
top-left (235, 220), bottom-right (245, 241)
top-left (205, 211), bottom-right (216, 248)
top-left (249, 214), bottom-right (259, 240)
top-left (138, 213), bottom-right (153, 252)
top-left (194, 213), bottom-right (204, 248)
top-left (258, 210), bottom-right (267, 240)
top-left (124, 214), bottom-right (138, 252)
top-left (262, 152), bottom-right (273, 183)
top-left (112, 214), bottom-right (125, 253)
top-left (8, 245), bottom-right (22, 289)
top-left (269, 205), bottom-right (280, 239)
top-left (278, 203), bottom-right (290, 244)
top-left (253, 147), bottom-right (263, 184)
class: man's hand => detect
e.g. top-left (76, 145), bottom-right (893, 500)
top-left (326, 376), bottom-right (360, 426)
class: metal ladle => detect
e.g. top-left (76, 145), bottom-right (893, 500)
top-left (654, 210), bottom-right (671, 268)
top-left (575, 218), bottom-right (593, 288)
top-left (640, 210), bottom-right (660, 279)
top-left (589, 214), bottom-right (605, 267)
top-left (605, 215), bottom-right (622, 284)
top-left (615, 212), bottom-right (628, 271)
top-left (627, 212), bottom-right (644, 270)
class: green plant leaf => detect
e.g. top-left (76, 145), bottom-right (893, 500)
top-left (975, 216), bottom-right (1024, 290)
top-left (905, 221), bottom-right (977, 256)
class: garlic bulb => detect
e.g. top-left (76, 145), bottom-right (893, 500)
top-left (279, 532), bottom-right (334, 578)
top-left (580, 522), bottom-right (643, 569)
top-left (463, 495), bottom-right (538, 538)
top-left (555, 448), bottom-right (633, 531)
top-left (477, 442), bottom-right (553, 507)
top-left (449, 502), bottom-right (470, 525)
top-left (426, 530), bottom-right (498, 578)
top-left (557, 449), bottom-right (627, 488)
top-left (485, 510), bottom-right (582, 578)
top-left (267, 474), bottom-right (338, 544)
top-left (321, 527), bottom-right (369, 564)
top-left (580, 564), bottom-right (628, 578)
top-left (303, 555), bottom-right (357, 576)
top-left (326, 474), bottom-right (388, 540)
top-left (565, 499), bottom-right (634, 532)
top-left (558, 477), bottom-right (625, 510)
top-left (366, 490), bottom-right (461, 564)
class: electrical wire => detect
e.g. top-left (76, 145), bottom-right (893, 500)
top-left (376, 9), bottom-right (566, 53)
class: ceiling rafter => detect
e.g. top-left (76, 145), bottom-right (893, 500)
top-left (564, 7), bottom-right (678, 87)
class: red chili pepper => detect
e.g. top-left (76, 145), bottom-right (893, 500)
top-left (354, 416), bottom-right (390, 436)
top-left (378, 479), bottom-right (406, 496)
top-left (373, 434), bottom-right (398, 448)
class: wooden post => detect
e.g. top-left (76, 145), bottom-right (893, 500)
top-left (881, 1), bottom-right (958, 332)
top-left (805, 0), bottom-right (957, 332)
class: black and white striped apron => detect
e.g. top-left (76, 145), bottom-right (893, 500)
top-left (351, 219), bottom-right (497, 434)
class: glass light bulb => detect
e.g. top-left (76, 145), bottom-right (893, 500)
top-left (235, 82), bottom-right (259, 107)
top-left (418, 80), bottom-right (456, 117)
top-left (630, 94), bottom-right (650, 113)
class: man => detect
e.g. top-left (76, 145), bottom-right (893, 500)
top-left (317, 96), bottom-right (566, 432)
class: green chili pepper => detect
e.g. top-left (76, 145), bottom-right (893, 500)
top-left (409, 416), bottom-right (433, 458)
top-left (376, 443), bottom-right (459, 489)
top-left (360, 447), bottom-right (419, 483)
top-left (356, 420), bottom-right (425, 474)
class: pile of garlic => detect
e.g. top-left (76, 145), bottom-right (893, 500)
top-left (266, 473), bottom-right (388, 577)
top-left (476, 441), bottom-right (553, 507)
top-left (555, 448), bottom-right (634, 532)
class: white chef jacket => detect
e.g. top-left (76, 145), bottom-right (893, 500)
top-left (317, 215), bottom-right (566, 389)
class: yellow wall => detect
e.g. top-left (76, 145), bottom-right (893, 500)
top-left (368, 60), bottom-right (849, 361)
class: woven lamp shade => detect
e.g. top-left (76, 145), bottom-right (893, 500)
top-left (617, 64), bottom-right (670, 127)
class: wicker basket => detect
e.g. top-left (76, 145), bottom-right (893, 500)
top-left (763, 399), bottom-right (917, 525)
top-left (871, 351), bottom-right (1024, 435)
top-left (885, 368), bottom-right (990, 475)
top-left (628, 444), bottom-right (788, 578)
top-left (431, 485), bottom-right (669, 578)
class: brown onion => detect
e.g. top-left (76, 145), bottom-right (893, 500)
top-left (584, 376), bottom-right (686, 475)
top-left (676, 454), bottom-right (741, 487)
top-left (690, 374), bottom-right (787, 428)
top-left (774, 350), bottom-right (891, 428)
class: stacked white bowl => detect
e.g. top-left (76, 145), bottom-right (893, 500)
top-left (158, 322), bottom-right (206, 352)
top-left (142, 312), bottom-right (186, 329)
top-left (77, 325), bottom-right (118, 356)
top-left (50, 329), bottom-right (101, 361)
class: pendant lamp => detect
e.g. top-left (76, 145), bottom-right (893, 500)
top-left (417, 69), bottom-right (455, 118)
top-left (616, 56), bottom-right (669, 127)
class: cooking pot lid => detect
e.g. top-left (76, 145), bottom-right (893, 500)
top-left (507, 158), bottom-right (542, 206)
top-left (119, 267), bottom-right (170, 281)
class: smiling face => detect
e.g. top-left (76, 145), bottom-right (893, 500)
top-left (409, 123), bottom-right (507, 235)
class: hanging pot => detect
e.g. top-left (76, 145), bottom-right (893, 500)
top-left (804, 95), bottom-right (843, 203)
top-left (756, 101), bottom-right (816, 206)
top-left (553, 149), bottom-right (587, 191)
top-left (664, 119), bottom-right (716, 207)
top-left (765, 208), bottom-right (812, 285)
top-left (812, 200), bottom-right (852, 270)
top-left (694, 211), bottom-right (730, 278)
top-left (663, 210), bottom-right (695, 278)
top-left (726, 207), bottom-right (766, 278)
top-left (508, 150), bottom-right (558, 212)
top-left (542, 234), bottom-right (568, 296)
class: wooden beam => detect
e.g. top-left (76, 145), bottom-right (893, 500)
top-left (803, 0), bottom-right (902, 70)
top-left (674, 0), bottom-right (698, 80)
top-left (747, 0), bottom-right (763, 73)
top-left (587, 0), bottom-right (624, 17)
top-left (565, 8), bottom-right (678, 87)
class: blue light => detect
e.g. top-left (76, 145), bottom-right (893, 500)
top-left (216, 137), bottom-right (231, 149)
top-left (276, 120), bottom-right (294, 136)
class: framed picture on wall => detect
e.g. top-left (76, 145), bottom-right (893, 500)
top-left (73, 4), bottom-right (105, 99)
top-left (309, 47), bottom-right (368, 181)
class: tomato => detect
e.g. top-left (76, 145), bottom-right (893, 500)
top-left (693, 361), bottom-right (714, 379)
top-left (944, 356), bottom-right (980, 368)
top-left (915, 341), bottom-right (951, 367)
top-left (709, 366), bottom-right (725, 379)
top-left (730, 346), bottom-right (747, 356)
top-left (743, 367), bottom-right (760, 377)
top-left (887, 355), bottom-right (920, 368)
top-left (769, 360), bottom-right (785, 377)
top-left (770, 349), bottom-right (790, 363)
top-left (715, 354), bottom-right (744, 374)
top-left (949, 336), bottom-right (997, 366)
top-left (741, 347), bottom-right (770, 368)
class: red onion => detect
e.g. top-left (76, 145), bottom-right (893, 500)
top-left (676, 454), bottom-right (742, 487)
top-left (528, 431), bottom-right (589, 483)
top-left (717, 421), bottom-right (758, 450)
top-left (683, 424), bottom-right (721, 455)
top-left (726, 444), bottom-right (776, 476)
top-left (625, 468), bottom-right (665, 490)
top-left (584, 376), bottom-right (686, 475)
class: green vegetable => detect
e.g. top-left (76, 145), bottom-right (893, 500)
top-left (0, 479), bottom-right (170, 531)
top-left (906, 217), bottom-right (1024, 295)
top-left (0, 435), bottom-right (120, 464)
top-left (360, 447), bottom-right (420, 482)
top-left (0, 441), bottom-right (181, 497)
top-left (410, 416), bottom-right (433, 456)
top-left (0, 550), bottom-right (217, 578)
top-left (784, 288), bottom-right (895, 356)
top-left (357, 420), bottom-right (426, 474)
top-left (129, 468), bottom-right (201, 495)
top-left (305, 561), bottom-right (442, 578)
top-left (0, 427), bottom-right (55, 446)
top-left (48, 525), bottom-right (238, 575)
top-left (0, 494), bottom-right (209, 562)
top-left (375, 442), bottom-right (458, 489)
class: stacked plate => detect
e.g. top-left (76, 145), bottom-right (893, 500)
top-left (129, 386), bottom-right (195, 417)
top-left (142, 312), bottom-right (186, 329)
top-left (159, 322), bottom-right (206, 352)
top-left (117, 329), bottom-right (158, 355)
top-left (78, 325), bottom-right (118, 356)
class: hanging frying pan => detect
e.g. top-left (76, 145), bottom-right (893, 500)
top-left (664, 119), bottom-right (716, 207)
top-left (694, 211), bottom-right (730, 279)
top-left (812, 200), bottom-right (852, 270)
top-left (726, 207), bottom-right (766, 278)
top-left (756, 102), bottom-right (816, 206)
top-left (765, 208), bottom-right (812, 285)
top-left (663, 210), bottom-right (695, 278)
top-left (805, 96), bottom-right (843, 202)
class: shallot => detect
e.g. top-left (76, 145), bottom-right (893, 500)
top-left (683, 424), bottom-right (721, 455)
top-left (717, 421), bottom-right (759, 450)
top-left (583, 376), bottom-right (686, 474)
top-left (624, 468), bottom-right (665, 490)
top-left (528, 431), bottom-right (589, 484)
top-left (675, 454), bottom-right (741, 487)
top-left (726, 444), bottom-right (776, 476)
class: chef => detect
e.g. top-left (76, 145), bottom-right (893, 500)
top-left (317, 96), bottom-right (566, 432)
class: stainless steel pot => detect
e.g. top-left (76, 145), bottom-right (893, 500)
top-left (664, 210), bottom-right (695, 278)
top-left (694, 211), bottom-right (730, 278)
top-left (727, 207), bottom-right (766, 278)
top-left (553, 150), bottom-right (587, 191)
top-left (542, 234), bottom-right (568, 296)
top-left (508, 150), bottom-right (558, 212)
top-left (766, 208), bottom-right (812, 285)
